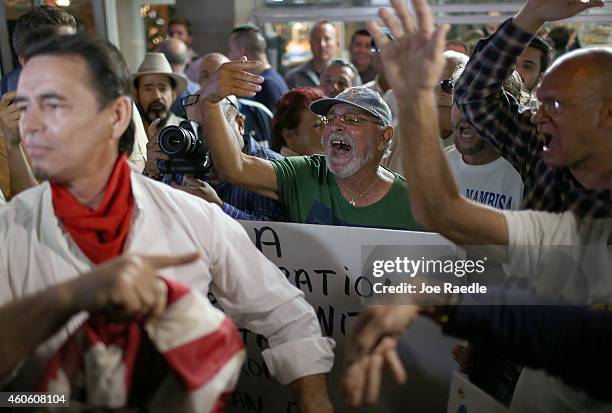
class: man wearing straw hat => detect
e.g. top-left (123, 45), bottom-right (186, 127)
top-left (132, 52), bottom-right (187, 134)
top-left (132, 53), bottom-right (187, 177)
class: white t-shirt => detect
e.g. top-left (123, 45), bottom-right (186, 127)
top-left (503, 210), bottom-right (612, 413)
top-left (445, 145), bottom-right (523, 210)
top-left (0, 173), bottom-right (334, 389)
top-left (0, 189), bottom-right (5, 204)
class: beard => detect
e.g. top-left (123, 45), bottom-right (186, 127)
top-left (323, 132), bottom-right (377, 178)
top-left (145, 100), bottom-right (170, 124)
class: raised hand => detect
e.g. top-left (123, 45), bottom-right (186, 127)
top-left (0, 92), bottom-right (21, 146)
top-left (199, 57), bottom-right (264, 104)
top-left (71, 252), bottom-right (200, 321)
top-left (515, 0), bottom-right (604, 32)
top-left (367, 0), bottom-right (448, 98)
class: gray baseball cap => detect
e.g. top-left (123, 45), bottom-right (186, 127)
top-left (310, 86), bottom-right (392, 127)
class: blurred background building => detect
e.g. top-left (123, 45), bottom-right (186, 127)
top-left (1, 0), bottom-right (611, 76)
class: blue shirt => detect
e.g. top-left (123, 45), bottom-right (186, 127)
top-left (251, 67), bottom-right (288, 113)
top-left (217, 137), bottom-right (288, 222)
top-left (0, 66), bottom-right (21, 95)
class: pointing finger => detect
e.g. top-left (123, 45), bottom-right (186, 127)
top-left (145, 252), bottom-right (201, 269)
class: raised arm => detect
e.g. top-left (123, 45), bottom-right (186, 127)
top-left (369, 0), bottom-right (508, 246)
top-left (453, 0), bottom-right (603, 173)
top-left (196, 60), bottom-right (279, 200)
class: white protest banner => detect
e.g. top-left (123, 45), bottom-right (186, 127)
top-left (224, 221), bottom-right (463, 413)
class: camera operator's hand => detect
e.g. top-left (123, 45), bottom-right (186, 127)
top-left (145, 118), bottom-right (169, 177)
top-left (0, 92), bottom-right (21, 146)
top-left (147, 117), bottom-right (162, 142)
top-left (67, 252), bottom-right (200, 322)
top-left (199, 57), bottom-right (264, 104)
top-left (174, 176), bottom-right (223, 207)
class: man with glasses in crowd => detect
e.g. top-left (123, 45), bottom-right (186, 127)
top-left (454, 0), bottom-right (611, 217)
top-left (195, 62), bottom-right (420, 230)
top-left (436, 50), bottom-right (468, 147)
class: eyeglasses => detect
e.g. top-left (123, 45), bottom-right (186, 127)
top-left (323, 112), bottom-right (383, 127)
top-left (181, 94), bottom-right (239, 113)
top-left (439, 80), bottom-right (453, 95)
top-left (530, 99), bottom-right (574, 115)
top-left (181, 94), bottom-right (199, 107)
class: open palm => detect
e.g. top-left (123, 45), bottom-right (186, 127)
top-left (368, 0), bottom-right (448, 97)
top-left (520, 0), bottom-right (604, 24)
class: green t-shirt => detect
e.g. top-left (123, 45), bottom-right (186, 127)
top-left (270, 155), bottom-right (421, 230)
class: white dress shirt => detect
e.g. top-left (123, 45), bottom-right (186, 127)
top-left (0, 173), bottom-right (334, 389)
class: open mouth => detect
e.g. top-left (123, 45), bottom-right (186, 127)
top-left (540, 132), bottom-right (553, 151)
top-left (459, 126), bottom-right (475, 138)
top-left (331, 139), bottom-right (352, 153)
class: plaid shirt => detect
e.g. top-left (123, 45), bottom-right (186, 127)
top-left (218, 136), bottom-right (288, 221)
top-left (454, 19), bottom-right (611, 218)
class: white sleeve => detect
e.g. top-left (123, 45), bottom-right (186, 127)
top-left (503, 210), bottom-right (580, 284)
top-left (206, 207), bottom-right (335, 384)
top-left (0, 189), bottom-right (5, 204)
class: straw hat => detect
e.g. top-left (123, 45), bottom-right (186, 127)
top-left (131, 53), bottom-right (187, 95)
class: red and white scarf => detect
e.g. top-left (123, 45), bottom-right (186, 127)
top-left (40, 155), bottom-right (245, 411)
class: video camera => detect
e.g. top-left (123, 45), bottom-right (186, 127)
top-left (157, 120), bottom-right (213, 181)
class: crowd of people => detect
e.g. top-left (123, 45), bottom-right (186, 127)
top-left (0, 0), bottom-right (610, 411)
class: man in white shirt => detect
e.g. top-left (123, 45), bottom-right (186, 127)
top-left (445, 71), bottom-right (525, 211)
top-left (3, 31), bottom-right (334, 412)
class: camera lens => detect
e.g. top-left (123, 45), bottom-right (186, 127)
top-left (158, 125), bottom-right (196, 157)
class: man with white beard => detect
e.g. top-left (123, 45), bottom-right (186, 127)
top-left (196, 73), bottom-right (420, 230)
